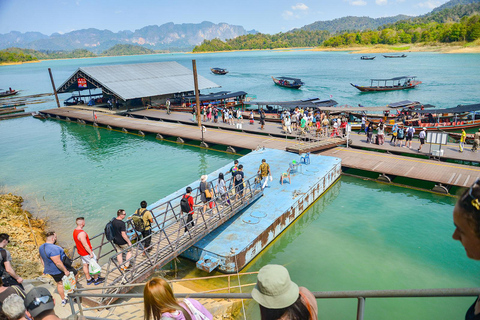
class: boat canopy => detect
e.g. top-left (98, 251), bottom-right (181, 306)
top-left (370, 76), bottom-right (416, 81)
top-left (415, 103), bottom-right (480, 114)
top-left (182, 91), bottom-right (247, 102)
top-left (247, 99), bottom-right (337, 108)
top-left (387, 100), bottom-right (420, 108)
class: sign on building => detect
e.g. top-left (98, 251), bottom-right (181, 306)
top-left (77, 78), bottom-right (87, 88)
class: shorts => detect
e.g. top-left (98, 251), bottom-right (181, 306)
top-left (406, 134), bottom-right (413, 142)
top-left (50, 267), bottom-right (77, 283)
top-left (114, 243), bottom-right (129, 252)
top-left (235, 184), bottom-right (244, 195)
top-left (420, 138), bottom-right (425, 144)
top-left (80, 252), bottom-right (97, 265)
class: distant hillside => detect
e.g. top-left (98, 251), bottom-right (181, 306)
top-left (298, 15), bottom-right (412, 33)
top-left (101, 44), bottom-right (156, 56)
top-left (0, 22), bottom-right (257, 53)
top-left (431, 0), bottom-right (480, 13)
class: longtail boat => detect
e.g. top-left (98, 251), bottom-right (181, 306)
top-left (351, 76), bottom-right (421, 92)
top-left (0, 89), bottom-right (18, 98)
top-left (272, 76), bottom-right (304, 89)
top-left (211, 68), bottom-right (228, 75)
top-left (361, 56), bottom-right (375, 60)
top-left (383, 54), bottom-right (407, 58)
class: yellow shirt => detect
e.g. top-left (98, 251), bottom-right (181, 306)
top-left (259, 162), bottom-right (270, 178)
top-left (461, 131), bottom-right (467, 143)
top-left (136, 208), bottom-right (153, 231)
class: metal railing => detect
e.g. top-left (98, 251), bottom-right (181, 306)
top-left (69, 174), bottom-right (263, 304)
top-left (67, 285), bottom-right (480, 320)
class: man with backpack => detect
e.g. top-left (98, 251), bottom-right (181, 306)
top-left (130, 201), bottom-right (154, 252)
top-left (111, 209), bottom-right (132, 271)
top-left (181, 187), bottom-right (201, 233)
top-left (396, 124), bottom-right (405, 147)
top-left (0, 234), bottom-right (23, 289)
top-left (405, 124), bottom-right (415, 149)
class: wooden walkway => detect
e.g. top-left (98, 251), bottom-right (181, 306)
top-left (348, 131), bottom-right (480, 163)
top-left (321, 147), bottom-right (480, 188)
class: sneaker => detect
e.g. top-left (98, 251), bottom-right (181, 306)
top-left (86, 278), bottom-right (95, 285)
top-left (94, 277), bottom-right (105, 285)
top-left (61, 299), bottom-right (68, 307)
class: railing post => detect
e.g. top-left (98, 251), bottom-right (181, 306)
top-left (357, 297), bottom-right (365, 320)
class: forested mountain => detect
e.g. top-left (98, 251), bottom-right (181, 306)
top-left (193, 30), bottom-right (330, 52)
top-left (431, 0), bottom-right (480, 13)
top-left (297, 15), bottom-right (411, 33)
top-left (0, 22), bottom-right (257, 53)
top-left (102, 44), bottom-right (156, 56)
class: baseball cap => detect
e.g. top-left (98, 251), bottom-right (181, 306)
top-left (24, 287), bottom-right (55, 318)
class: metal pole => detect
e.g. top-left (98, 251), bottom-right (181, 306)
top-left (356, 297), bottom-right (365, 320)
top-left (48, 68), bottom-right (61, 108)
top-left (192, 60), bottom-right (201, 128)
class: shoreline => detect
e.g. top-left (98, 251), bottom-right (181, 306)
top-left (0, 193), bottom-right (45, 279)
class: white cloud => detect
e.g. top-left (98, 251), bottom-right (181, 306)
top-left (415, 0), bottom-right (441, 9)
top-left (282, 10), bottom-right (295, 20)
top-left (376, 0), bottom-right (388, 5)
top-left (348, 0), bottom-right (367, 6)
top-left (292, 3), bottom-right (309, 11)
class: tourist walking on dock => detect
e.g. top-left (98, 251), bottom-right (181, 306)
top-left (260, 110), bottom-right (266, 130)
top-left (418, 128), bottom-right (426, 152)
top-left (258, 159), bottom-right (271, 190)
top-left (451, 179), bottom-right (480, 320)
top-left (360, 115), bottom-right (366, 134)
top-left (397, 124), bottom-right (405, 147)
top-left (166, 99), bottom-right (171, 115)
top-left (460, 129), bottom-right (467, 152)
top-left (131, 201), bottom-right (154, 251)
top-left (234, 165), bottom-right (245, 200)
top-left (390, 123), bottom-right (398, 145)
top-left (181, 187), bottom-right (201, 232)
top-left (252, 264), bottom-right (318, 320)
top-left (112, 209), bottom-right (133, 271)
top-left (39, 232), bottom-right (77, 306)
top-left (216, 173), bottom-right (230, 206)
top-left (473, 129), bottom-right (480, 152)
top-left (377, 122), bottom-right (385, 145)
top-left (406, 125), bottom-right (415, 149)
top-left (199, 175), bottom-right (212, 214)
top-left (284, 115), bottom-right (292, 134)
top-left (144, 277), bottom-right (213, 320)
top-left (0, 234), bottom-right (24, 289)
top-left (73, 217), bottom-right (105, 285)
top-left (366, 122), bottom-right (373, 144)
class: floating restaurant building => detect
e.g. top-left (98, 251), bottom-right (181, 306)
top-left (56, 61), bottom-right (219, 109)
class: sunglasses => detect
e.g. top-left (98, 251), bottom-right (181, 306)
top-left (467, 178), bottom-right (480, 210)
top-left (27, 295), bottom-right (52, 311)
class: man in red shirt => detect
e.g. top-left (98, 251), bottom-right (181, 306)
top-left (73, 217), bottom-right (105, 285)
top-left (182, 187), bottom-right (201, 233)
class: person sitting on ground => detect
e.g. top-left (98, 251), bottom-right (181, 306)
top-left (252, 264), bottom-right (318, 320)
top-left (280, 168), bottom-right (291, 185)
top-left (144, 277), bottom-right (212, 320)
top-left (24, 287), bottom-right (60, 320)
top-left (2, 294), bottom-right (27, 320)
top-left (452, 179), bottom-right (480, 320)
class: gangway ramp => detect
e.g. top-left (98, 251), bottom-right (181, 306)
top-left (72, 175), bottom-right (263, 306)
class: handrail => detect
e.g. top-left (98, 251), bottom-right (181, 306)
top-left (68, 287), bottom-right (480, 320)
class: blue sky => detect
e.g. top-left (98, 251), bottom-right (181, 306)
top-left (0, 0), bottom-right (450, 35)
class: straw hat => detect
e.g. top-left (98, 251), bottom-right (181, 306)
top-left (200, 175), bottom-right (208, 182)
top-left (251, 265), bottom-right (299, 309)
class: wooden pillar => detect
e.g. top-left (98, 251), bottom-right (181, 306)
top-left (192, 60), bottom-right (201, 128)
top-left (48, 68), bottom-right (61, 108)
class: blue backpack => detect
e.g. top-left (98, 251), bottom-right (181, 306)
top-left (398, 128), bottom-right (405, 139)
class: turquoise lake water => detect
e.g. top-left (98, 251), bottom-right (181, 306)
top-left (1, 50), bottom-right (479, 319)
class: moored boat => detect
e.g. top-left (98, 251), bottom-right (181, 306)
top-left (272, 76), bottom-right (304, 89)
top-left (351, 76), bottom-right (421, 92)
top-left (211, 68), bottom-right (228, 75)
top-left (383, 54), bottom-right (407, 58)
top-left (361, 56), bottom-right (375, 60)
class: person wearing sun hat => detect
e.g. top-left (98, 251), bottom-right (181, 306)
top-left (251, 264), bottom-right (317, 320)
top-left (24, 287), bottom-right (59, 320)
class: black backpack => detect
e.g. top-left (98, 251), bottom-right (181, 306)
top-left (180, 195), bottom-right (191, 213)
top-left (104, 217), bottom-right (116, 241)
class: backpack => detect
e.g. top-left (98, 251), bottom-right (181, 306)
top-left (180, 195), bottom-right (191, 213)
top-left (398, 128), bottom-right (405, 139)
top-left (132, 209), bottom-right (148, 232)
top-left (104, 217), bottom-right (116, 241)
